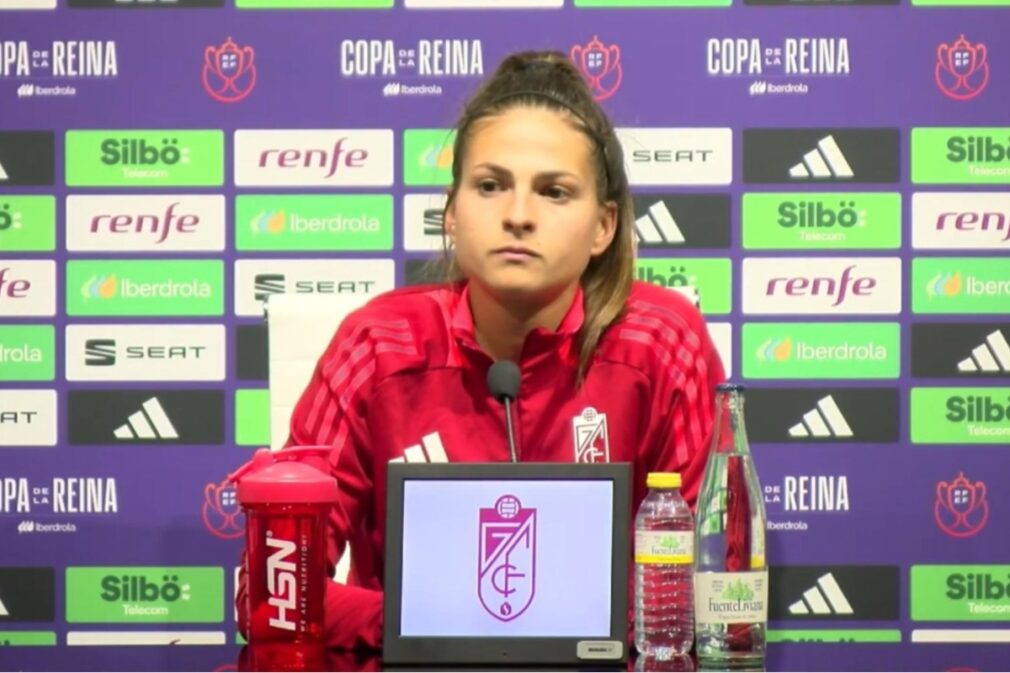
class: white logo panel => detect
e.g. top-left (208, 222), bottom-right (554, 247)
top-left (0, 389), bottom-right (56, 446)
top-left (0, 260), bottom-right (56, 317)
top-left (66, 195), bottom-right (225, 252)
top-left (743, 257), bottom-right (901, 315)
top-left (234, 258), bottom-right (395, 316)
top-left (912, 193), bottom-right (1010, 250)
top-left (403, 193), bottom-right (448, 252)
top-left (0, 0), bottom-right (55, 7)
top-left (234, 130), bottom-right (393, 187)
top-left (708, 322), bottom-right (733, 378)
top-left (65, 324), bottom-right (225, 382)
top-left (617, 128), bottom-right (732, 186)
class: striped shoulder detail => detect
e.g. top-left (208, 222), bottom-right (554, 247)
top-left (605, 295), bottom-right (710, 389)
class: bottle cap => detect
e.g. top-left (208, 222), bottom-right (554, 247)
top-left (646, 472), bottom-right (681, 489)
top-left (716, 382), bottom-right (744, 393)
top-left (230, 447), bottom-right (339, 505)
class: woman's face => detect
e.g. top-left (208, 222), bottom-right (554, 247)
top-left (445, 105), bottom-right (616, 308)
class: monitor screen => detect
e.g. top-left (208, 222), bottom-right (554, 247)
top-left (399, 479), bottom-right (615, 638)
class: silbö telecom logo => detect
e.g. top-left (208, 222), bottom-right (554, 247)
top-left (935, 472), bottom-right (988, 538)
top-left (478, 495), bottom-right (536, 622)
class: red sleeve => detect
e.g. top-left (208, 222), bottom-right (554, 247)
top-left (237, 310), bottom-right (384, 651)
top-left (642, 304), bottom-right (726, 509)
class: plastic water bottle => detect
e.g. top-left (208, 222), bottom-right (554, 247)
top-left (695, 383), bottom-right (768, 670)
top-left (231, 447), bottom-right (338, 672)
top-left (634, 472), bottom-right (695, 658)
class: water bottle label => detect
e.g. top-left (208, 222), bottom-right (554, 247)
top-left (634, 531), bottom-right (693, 564)
top-left (695, 571), bottom-right (768, 625)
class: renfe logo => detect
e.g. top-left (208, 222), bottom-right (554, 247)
top-left (743, 258), bottom-right (901, 315)
top-left (66, 195), bottom-right (225, 251)
top-left (266, 534), bottom-right (298, 631)
top-left (912, 193), bottom-right (1010, 249)
top-left (0, 261), bottom-right (55, 317)
top-left (234, 130), bottom-right (393, 187)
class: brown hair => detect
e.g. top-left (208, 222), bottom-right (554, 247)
top-left (440, 50), bottom-right (635, 380)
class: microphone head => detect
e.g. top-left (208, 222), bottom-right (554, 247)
top-left (487, 360), bottom-right (521, 403)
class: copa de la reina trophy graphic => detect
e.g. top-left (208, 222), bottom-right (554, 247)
top-left (478, 495), bottom-right (537, 622)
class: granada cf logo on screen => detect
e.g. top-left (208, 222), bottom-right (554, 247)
top-left (570, 36), bottom-right (621, 102)
top-left (478, 495), bottom-right (536, 621)
top-left (202, 38), bottom-right (256, 103)
top-left (935, 472), bottom-right (988, 538)
top-left (936, 35), bottom-right (989, 101)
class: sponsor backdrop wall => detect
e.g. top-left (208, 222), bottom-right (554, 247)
top-left (0, 1), bottom-right (1008, 671)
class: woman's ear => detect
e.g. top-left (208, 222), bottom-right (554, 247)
top-left (590, 201), bottom-right (618, 257)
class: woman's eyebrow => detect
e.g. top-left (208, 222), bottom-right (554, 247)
top-left (472, 162), bottom-right (581, 182)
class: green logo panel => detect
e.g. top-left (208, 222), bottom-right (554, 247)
top-left (0, 196), bottom-right (55, 251)
top-left (911, 128), bottom-right (1010, 184)
top-left (912, 258), bottom-right (1010, 314)
top-left (236, 195), bottom-right (393, 251)
top-left (65, 567), bottom-right (224, 623)
top-left (767, 630), bottom-right (902, 643)
top-left (635, 258), bottom-right (731, 315)
top-left (403, 129), bottom-right (455, 186)
top-left (742, 323), bottom-right (899, 380)
top-left (65, 130), bottom-right (224, 187)
top-left (911, 565), bottom-right (1010, 621)
top-left (235, 389), bottom-right (271, 446)
top-left (742, 193), bottom-right (901, 250)
top-left (0, 632), bottom-right (57, 646)
top-left (238, 0), bottom-right (391, 5)
top-left (911, 387), bottom-right (1010, 444)
top-left (66, 260), bottom-right (224, 317)
top-left (0, 326), bottom-right (55, 381)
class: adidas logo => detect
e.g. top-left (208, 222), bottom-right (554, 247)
top-left (0, 593), bottom-right (7, 617)
top-left (788, 395), bottom-right (853, 438)
top-left (789, 135), bottom-right (854, 180)
top-left (113, 397), bottom-right (179, 440)
top-left (0, 158), bottom-right (8, 181)
top-left (17, 520), bottom-right (34, 534)
top-left (958, 330), bottom-right (1010, 373)
top-left (788, 572), bottom-right (854, 615)
top-left (389, 432), bottom-right (448, 464)
top-left (634, 200), bottom-right (686, 246)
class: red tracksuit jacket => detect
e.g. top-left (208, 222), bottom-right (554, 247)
top-left (238, 280), bottom-right (725, 650)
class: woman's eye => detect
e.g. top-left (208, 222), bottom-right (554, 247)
top-left (477, 179), bottom-right (499, 194)
top-left (544, 186), bottom-right (570, 200)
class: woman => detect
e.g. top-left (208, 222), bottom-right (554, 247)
top-left (239, 50), bottom-right (725, 650)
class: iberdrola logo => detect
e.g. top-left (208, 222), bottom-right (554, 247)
top-left (722, 579), bottom-right (756, 602)
top-left (419, 144), bottom-right (453, 171)
top-left (927, 272), bottom-right (963, 298)
top-left (81, 274), bottom-right (118, 300)
top-left (757, 337), bottom-right (792, 362)
top-left (251, 210), bottom-right (286, 235)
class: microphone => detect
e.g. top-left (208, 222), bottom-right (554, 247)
top-left (487, 360), bottom-right (521, 463)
